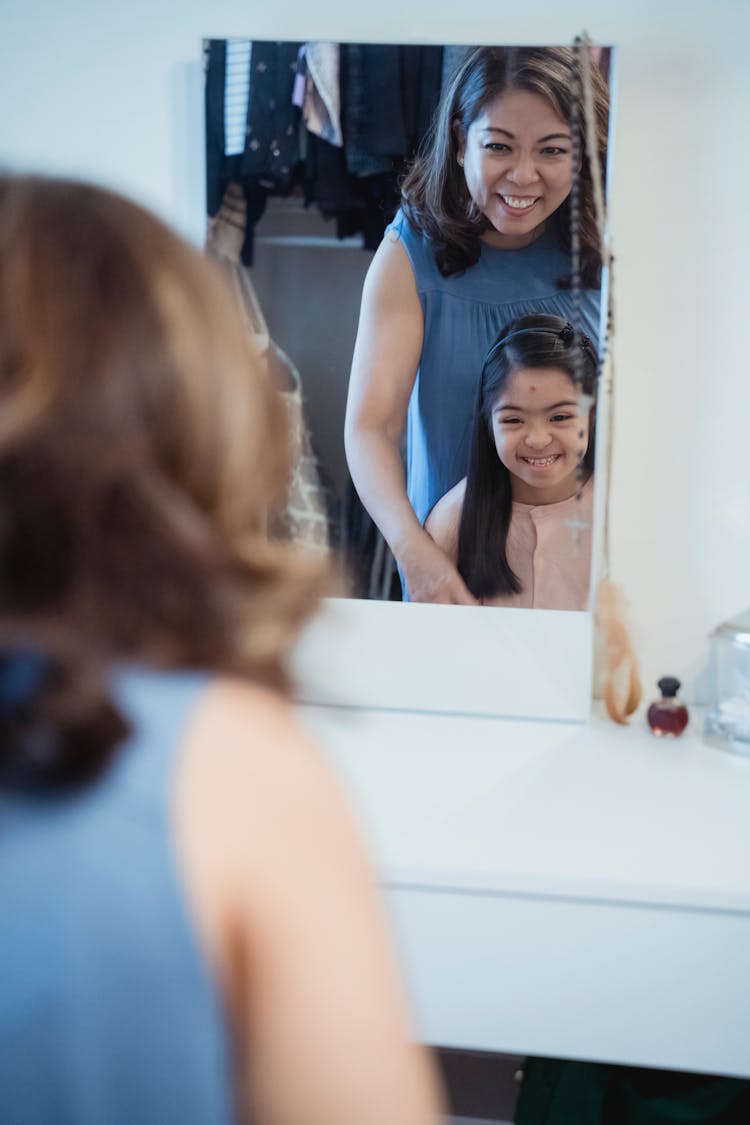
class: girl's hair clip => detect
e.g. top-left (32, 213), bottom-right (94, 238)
top-left (558, 323), bottom-right (575, 346)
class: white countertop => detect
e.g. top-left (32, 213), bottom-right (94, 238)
top-left (299, 704), bottom-right (750, 914)
top-left (297, 703), bottom-right (750, 1075)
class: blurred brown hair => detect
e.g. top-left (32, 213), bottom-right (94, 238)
top-left (0, 175), bottom-right (327, 789)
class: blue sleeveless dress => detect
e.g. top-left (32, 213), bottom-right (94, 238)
top-left (387, 209), bottom-right (601, 525)
top-left (0, 668), bottom-right (234, 1125)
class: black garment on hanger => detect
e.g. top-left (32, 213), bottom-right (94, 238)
top-left (205, 39), bottom-right (302, 265)
top-left (304, 135), bottom-right (401, 250)
top-left (342, 44), bottom-right (443, 177)
top-left (302, 44), bottom-right (442, 250)
top-left (206, 40), bottom-right (443, 257)
top-left (240, 41), bottom-right (301, 193)
top-left (204, 38), bottom-right (228, 219)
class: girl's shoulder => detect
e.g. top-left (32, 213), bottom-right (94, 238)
top-left (176, 677), bottom-right (329, 826)
top-left (172, 675), bottom-right (362, 977)
top-left (172, 676), bottom-right (443, 1125)
top-left (424, 477), bottom-right (466, 560)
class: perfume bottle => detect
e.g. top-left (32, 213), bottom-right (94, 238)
top-left (647, 676), bottom-right (689, 737)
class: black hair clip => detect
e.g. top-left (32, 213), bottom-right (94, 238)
top-left (0, 648), bottom-right (50, 717)
top-left (558, 323), bottom-right (575, 346)
top-left (579, 333), bottom-right (597, 364)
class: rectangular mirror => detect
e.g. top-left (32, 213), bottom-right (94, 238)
top-left (204, 37), bottom-right (614, 719)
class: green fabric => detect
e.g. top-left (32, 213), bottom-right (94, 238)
top-left (514, 1058), bottom-right (750, 1124)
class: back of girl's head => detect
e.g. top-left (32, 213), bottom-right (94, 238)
top-left (0, 175), bottom-right (326, 791)
top-left (401, 45), bottom-right (609, 281)
top-left (457, 313), bottom-right (597, 599)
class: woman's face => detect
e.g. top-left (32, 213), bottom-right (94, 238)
top-left (491, 365), bottom-right (589, 504)
top-left (457, 88), bottom-right (574, 249)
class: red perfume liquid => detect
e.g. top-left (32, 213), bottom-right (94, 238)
top-left (647, 699), bottom-right (689, 737)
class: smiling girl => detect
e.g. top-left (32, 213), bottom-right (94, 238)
top-left (425, 314), bottom-right (596, 610)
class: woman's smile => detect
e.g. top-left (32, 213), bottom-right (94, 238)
top-left (498, 193), bottom-right (541, 216)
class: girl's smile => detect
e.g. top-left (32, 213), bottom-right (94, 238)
top-left (491, 366), bottom-right (590, 504)
top-left (519, 453), bottom-right (563, 468)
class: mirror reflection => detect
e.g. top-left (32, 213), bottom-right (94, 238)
top-left (204, 40), bottom-right (611, 608)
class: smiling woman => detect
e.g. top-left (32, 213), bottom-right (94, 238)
top-left (456, 88), bottom-right (576, 250)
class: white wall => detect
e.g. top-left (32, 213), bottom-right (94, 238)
top-left (2, 0), bottom-right (749, 697)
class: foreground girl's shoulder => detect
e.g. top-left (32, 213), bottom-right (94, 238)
top-left (174, 676), bottom-right (369, 903)
top-left (173, 677), bottom-right (444, 1125)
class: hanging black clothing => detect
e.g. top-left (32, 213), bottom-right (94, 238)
top-left (205, 39), bottom-right (302, 265)
top-left (342, 44), bottom-right (443, 177)
top-left (240, 41), bottom-right (301, 193)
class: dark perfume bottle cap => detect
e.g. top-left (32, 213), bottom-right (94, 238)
top-left (657, 676), bottom-right (681, 698)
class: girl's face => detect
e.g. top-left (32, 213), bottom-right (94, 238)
top-left (491, 365), bottom-right (590, 504)
top-left (457, 88), bottom-right (574, 250)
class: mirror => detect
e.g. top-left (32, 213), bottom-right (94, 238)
top-left (203, 38), bottom-right (614, 718)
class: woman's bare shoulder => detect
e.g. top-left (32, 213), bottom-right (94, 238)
top-left (364, 227), bottom-right (418, 301)
top-left (424, 478), bottom-right (467, 559)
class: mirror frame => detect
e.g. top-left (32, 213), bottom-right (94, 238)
top-left (201, 35), bottom-right (617, 721)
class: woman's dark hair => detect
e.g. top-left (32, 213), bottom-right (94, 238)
top-left (456, 313), bottom-right (597, 600)
top-left (401, 46), bottom-right (609, 284)
top-left (0, 175), bottom-right (328, 793)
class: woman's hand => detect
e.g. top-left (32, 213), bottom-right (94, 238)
top-left (415, 480), bottom-right (476, 603)
top-left (397, 529), bottom-right (478, 605)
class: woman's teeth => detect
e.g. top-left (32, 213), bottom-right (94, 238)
top-left (522, 455), bottom-right (559, 466)
top-left (502, 195), bottom-right (537, 209)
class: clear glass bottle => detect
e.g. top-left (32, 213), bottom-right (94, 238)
top-left (647, 676), bottom-right (689, 737)
top-left (704, 608), bottom-right (750, 757)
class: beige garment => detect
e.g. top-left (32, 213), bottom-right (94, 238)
top-left (205, 184), bottom-right (330, 553)
top-left (303, 42), bottom-right (343, 147)
top-left (426, 476), bottom-right (594, 611)
top-left (271, 370), bottom-right (330, 552)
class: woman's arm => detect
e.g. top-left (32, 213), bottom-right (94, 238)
top-left (174, 680), bottom-right (445, 1125)
top-left (345, 234), bottom-right (476, 604)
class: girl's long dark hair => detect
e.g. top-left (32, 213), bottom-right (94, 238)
top-left (401, 45), bottom-right (609, 285)
top-left (456, 314), bottom-right (597, 600)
